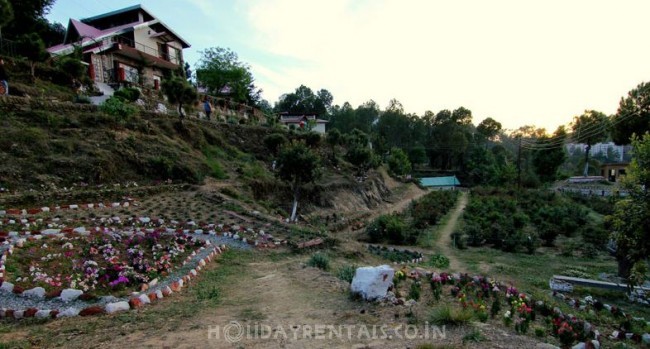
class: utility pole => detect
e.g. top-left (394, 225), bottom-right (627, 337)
top-left (517, 136), bottom-right (522, 189)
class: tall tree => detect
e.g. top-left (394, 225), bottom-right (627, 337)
top-left (276, 141), bottom-right (321, 222)
top-left (476, 117), bottom-right (502, 142)
top-left (0, 0), bottom-right (14, 39)
top-left (533, 126), bottom-right (568, 182)
top-left (612, 82), bottom-right (650, 145)
top-left (387, 147), bottom-right (411, 176)
top-left (195, 47), bottom-right (260, 105)
top-left (274, 85), bottom-right (332, 117)
top-left (162, 75), bottom-right (197, 122)
top-left (571, 110), bottom-right (609, 176)
top-left (610, 132), bottom-right (650, 283)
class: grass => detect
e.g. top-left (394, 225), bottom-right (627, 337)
top-left (336, 264), bottom-right (357, 283)
top-left (462, 328), bottom-right (484, 343)
top-left (429, 305), bottom-right (473, 326)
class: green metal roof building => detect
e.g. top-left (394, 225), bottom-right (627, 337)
top-left (420, 176), bottom-right (461, 188)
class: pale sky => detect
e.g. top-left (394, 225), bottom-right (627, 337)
top-left (47, 0), bottom-right (650, 131)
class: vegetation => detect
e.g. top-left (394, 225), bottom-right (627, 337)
top-left (457, 188), bottom-right (605, 253)
top-left (307, 253), bottom-right (330, 271)
top-left (275, 141), bottom-right (321, 221)
top-left (609, 132), bottom-right (650, 282)
top-left (195, 46), bottom-right (261, 105)
top-left (162, 75), bottom-right (197, 121)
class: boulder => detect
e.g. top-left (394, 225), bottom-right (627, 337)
top-left (23, 287), bottom-right (46, 299)
top-left (105, 301), bottom-right (130, 314)
top-left (60, 289), bottom-right (83, 302)
top-left (350, 265), bottom-right (395, 301)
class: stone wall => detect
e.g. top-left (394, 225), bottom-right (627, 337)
top-left (0, 95), bottom-right (98, 113)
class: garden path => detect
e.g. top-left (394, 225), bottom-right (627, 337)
top-left (433, 191), bottom-right (468, 272)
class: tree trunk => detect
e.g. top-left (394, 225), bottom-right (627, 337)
top-left (583, 144), bottom-right (591, 176)
top-left (290, 185), bottom-right (300, 222)
top-left (617, 256), bottom-right (633, 279)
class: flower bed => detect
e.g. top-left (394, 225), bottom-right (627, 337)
top-left (4, 230), bottom-right (204, 296)
top-left (425, 271), bottom-right (650, 348)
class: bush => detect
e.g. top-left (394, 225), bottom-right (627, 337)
top-left (263, 133), bottom-right (287, 155)
top-left (366, 214), bottom-right (415, 245)
top-left (427, 254), bottom-right (450, 268)
top-left (336, 265), bottom-right (356, 283)
top-left (100, 96), bottom-right (137, 121)
top-left (307, 253), bottom-right (329, 271)
top-left (113, 87), bottom-right (141, 102)
top-left (303, 132), bottom-right (321, 148)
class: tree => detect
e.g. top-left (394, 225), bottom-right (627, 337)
top-left (274, 85), bottom-right (332, 117)
top-left (0, 0), bottom-right (14, 39)
top-left (326, 128), bottom-right (342, 163)
top-left (533, 126), bottom-right (568, 182)
top-left (162, 75), bottom-right (197, 122)
top-left (387, 147), bottom-right (411, 176)
top-left (610, 132), bottom-right (650, 284)
top-left (612, 82), bottom-right (650, 145)
top-left (476, 117), bottom-right (502, 142)
top-left (16, 32), bottom-right (48, 78)
top-left (571, 110), bottom-right (609, 176)
top-left (276, 141), bottom-right (321, 222)
top-left (195, 47), bottom-right (260, 105)
top-left (4, 0), bottom-right (54, 38)
top-left (263, 133), bottom-right (287, 155)
top-left (408, 143), bottom-right (427, 168)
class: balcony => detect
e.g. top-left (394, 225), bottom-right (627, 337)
top-left (110, 36), bottom-right (181, 69)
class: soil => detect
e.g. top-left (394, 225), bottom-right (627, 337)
top-left (433, 191), bottom-right (468, 272)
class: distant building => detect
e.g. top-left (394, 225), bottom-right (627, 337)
top-left (419, 176), bottom-right (461, 190)
top-left (601, 162), bottom-right (629, 182)
top-left (47, 5), bottom-right (190, 90)
top-left (566, 142), bottom-right (626, 162)
top-left (278, 114), bottom-right (328, 134)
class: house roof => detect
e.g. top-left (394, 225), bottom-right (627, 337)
top-left (279, 115), bottom-right (328, 124)
top-left (420, 176), bottom-right (461, 187)
top-left (48, 4), bottom-right (190, 54)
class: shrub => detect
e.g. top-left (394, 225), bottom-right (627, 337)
top-left (100, 96), bottom-right (137, 121)
top-left (263, 133), bottom-right (288, 155)
top-left (427, 254), bottom-right (450, 268)
top-left (408, 281), bottom-right (421, 301)
top-left (429, 305), bottom-right (473, 326)
top-left (366, 214), bottom-right (415, 245)
top-left (307, 253), bottom-right (329, 271)
top-left (74, 95), bottom-right (91, 104)
top-left (303, 132), bottom-right (321, 148)
top-left (336, 265), bottom-right (356, 283)
top-left (113, 87), bottom-right (141, 102)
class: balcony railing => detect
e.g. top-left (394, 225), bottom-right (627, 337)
top-left (111, 36), bottom-right (181, 65)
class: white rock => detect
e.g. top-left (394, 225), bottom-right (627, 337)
top-left (57, 307), bottom-right (80, 318)
top-left (138, 217), bottom-right (151, 224)
top-left (23, 287), bottom-right (46, 299)
top-left (350, 265), bottom-right (395, 301)
top-left (69, 204), bottom-right (78, 209)
top-left (13, 310), bottom-right (24, 319)
top-left (35, 310), bottom-right (51, 319)
top-left (60, 289), bottom-right (84, 302)
top-left (0, 282), bottom-right (14, 293)
top-left (156, 290), bottom-right (163, 299)
top-left (138, 294), bottom-right (150, 304)
top-left (41, 229), bottom-right (61, 236)
top-left (105, 301), bottom-right (130, 314)
top-left (571, 343), bottom-right (585, 349)
top-left (73, 227), bottom-right (87, 234)
top-left (549, 278), bottom-right (574, 292)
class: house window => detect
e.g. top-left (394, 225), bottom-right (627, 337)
top-left (118, 62), bottom-right (139, 83)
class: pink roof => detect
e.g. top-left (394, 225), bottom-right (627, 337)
top-left (70, 19), bottom-right (102, 38)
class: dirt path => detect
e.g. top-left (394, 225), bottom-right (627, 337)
top-left (434, 191), bottom-right (468, 272)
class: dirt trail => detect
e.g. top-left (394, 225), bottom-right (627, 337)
top-left (434, 191), bottom-right (468, 272)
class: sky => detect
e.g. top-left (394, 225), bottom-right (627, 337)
top-left (46, 0), bottom-right (650, 132)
